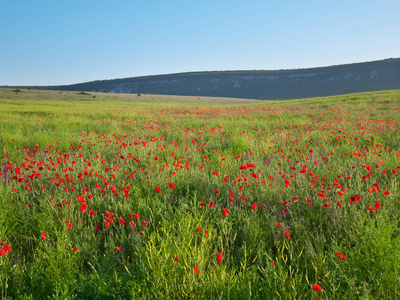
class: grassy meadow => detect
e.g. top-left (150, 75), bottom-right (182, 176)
top-left (1, 88), bottom-right (400, 299)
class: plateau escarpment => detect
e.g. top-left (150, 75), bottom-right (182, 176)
top-left (12, 58), bottom-right (400, 100)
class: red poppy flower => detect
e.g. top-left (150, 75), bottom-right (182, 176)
top-left (217, 252), bottom-right (223, 263)
top-left (313, 283), bottom-right (322, 292)
top-left (350, 194), bottom-right (361, 204)
top-left (155, 186), bottom-right (162, 193)
top-left (252, 202), bottom-right (257, 210)
top-left (66, 220), bottom-right (72, 229)
top-left (168, 182), bottom-right (175, 189)
top-left (89, 210), bottom-right (95, 216)
top-left (3, 243), bottom-right (11, 254)
top-left (222, 208), bottom-right (229, 216)
top-left (116, 246), bottom-right (121, 252)
top-left (214, 189), bottom-right (220, 195)
top-left (80, 203), bottom-right (88, 213)
top-left (335, 252), bottom-right (346, 261)
top-left (173, 256), bottom-right (179, 262)
top-left (285, 179), bottom-right (291, 188)
top-left (119, 216), bottom-right (126, 226)
top-left (368, 205), bottom-right (375, 215)
top-left (376, 201), bottom-right (381, 210)
top-left (41, 232), bottom-right (47, 240)
top-left (383, 190), bottom-right (390, 197)
top-left (72, 247), bottom-right (78, 252)
top-left (285, 229), bottom-right (290, 239)
top-left (193, 265), bottom-right (199, 274)
top-left (337, 200), bottom-right (342, 208)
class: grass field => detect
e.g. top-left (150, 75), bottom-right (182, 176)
top-left (1, 88), bottom-right (400, 299)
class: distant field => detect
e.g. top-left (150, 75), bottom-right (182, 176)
top-left (0, 88), bottom-right (399, 299)
top-left (0, 88), bottom-right (262, 106)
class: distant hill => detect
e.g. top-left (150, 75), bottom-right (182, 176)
top-left (11, 58), bottom-right (400, 100)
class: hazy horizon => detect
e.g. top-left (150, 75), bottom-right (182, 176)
top-left (2, 57), bottom-right (398, 87)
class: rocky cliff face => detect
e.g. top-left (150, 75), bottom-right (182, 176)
top-left (32, 58), bottom-right (400, 100)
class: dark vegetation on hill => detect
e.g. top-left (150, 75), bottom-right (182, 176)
top-left (7, 58), bottom-right (400, 100)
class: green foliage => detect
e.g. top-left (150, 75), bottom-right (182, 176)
top-left (0, 89), bottom-right (399, 298)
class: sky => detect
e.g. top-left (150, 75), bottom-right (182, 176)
top-left (1, 0), bottom-right (399, 86)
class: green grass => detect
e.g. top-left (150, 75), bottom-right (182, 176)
top-left (0, 88), bottom-right (400, 299)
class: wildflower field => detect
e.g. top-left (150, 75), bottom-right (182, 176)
top-left (1, 88), bottom-right (400, 299)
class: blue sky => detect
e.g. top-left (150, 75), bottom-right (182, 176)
top-left (1, 0), bottom-right (399, 85)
